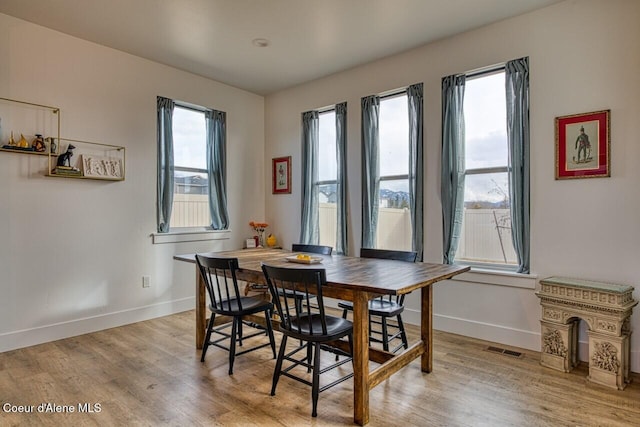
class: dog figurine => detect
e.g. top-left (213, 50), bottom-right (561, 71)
top-left (56, 144), bottom-right (76, 167)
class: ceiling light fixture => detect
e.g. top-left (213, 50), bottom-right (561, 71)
top-left (252, 38), bottom-right (270, 48)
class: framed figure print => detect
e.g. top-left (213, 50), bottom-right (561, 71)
top-left (272, 156), bottom-right (291, 194)
top-left (555, 110), bottom-right (610, 179)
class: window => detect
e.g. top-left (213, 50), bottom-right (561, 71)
top-left (377, 93), bottom-right (411, 251)
top-left (458, 70), bottom-right (517, 267)
top-left (171, 105), bottom-right (210, 228)
top-left (157, 96), bottom-right (228, 233)
top-left (301, 103), bottom-right (347, 254)
top-left (317, 109), bottom-right (337, 247)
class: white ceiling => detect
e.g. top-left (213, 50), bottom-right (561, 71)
top-left (0, 0), bottom-right (562, 95)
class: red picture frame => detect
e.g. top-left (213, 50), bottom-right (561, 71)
top-left (555, 110), bottom-right (610, 179)
top-left (272, 156), bottom-right (291, 194)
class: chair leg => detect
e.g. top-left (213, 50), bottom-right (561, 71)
top-left (311, 342), bottom-right (321, 417)
top-left (307, 342), bottom-right (313, 373)
top-left (397, 314), bottom-right (409, 350)
top-left (265, 308), bottom-right (277, 359)
top-left (271, 335), bottom-right (288, 396)
top-left (237, 316), bottom-right (243, 347)
top-left (200, 313), bottom-right (216, 362)
top-left (228, 317), bottom-right (238, 375)
top-left (381, 316), bottom-right (390, 352)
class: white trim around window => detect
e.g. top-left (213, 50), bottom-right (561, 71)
top-left (151, 229), bottom-right (231, 244)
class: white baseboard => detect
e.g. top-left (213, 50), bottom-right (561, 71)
top-left (403, 308), bottom-right (640, 374)
top-left (0, 297), bottom-right (195, 353)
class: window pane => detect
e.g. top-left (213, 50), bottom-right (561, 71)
top-left (172, 171), bottom-right (210, 227)
top-left (171, 105), bottom-right (210, 228)
top-left (464, 72), bottom-right (508, 170)
top-left (464, 172), bottom-right (509, 209)
top-left (459, 71), bottom-right (516, 267)
top-left (458, 172), bottom-right (517, 265)
top-left (318, 182), bottom-right (337, 248)
top-left (378, 94), bottom-right (410, 251)
top-left (317, 110), bottom-right (338, 247)
top-left (379, 95), bottom-right (409, 176)
top-left (173, 107), bottom-right (206, 170)
top-left (377, 179), bottom-right (411, 251)
top-left (318, 111), bottom-right (337, 181)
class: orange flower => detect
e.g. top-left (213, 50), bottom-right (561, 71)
top-left (249, 221), bottom-right (269, 232)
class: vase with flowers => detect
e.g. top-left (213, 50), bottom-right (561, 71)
top-left (249, 221), bottom-right (269, 247)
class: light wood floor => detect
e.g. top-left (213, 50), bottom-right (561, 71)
top-left (1, 310), bottom-right (639, 426)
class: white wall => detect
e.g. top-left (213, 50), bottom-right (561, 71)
top-left (265, 0), bottom-right (640, 371)
top-left (0, 13), bottom-right (265, 351)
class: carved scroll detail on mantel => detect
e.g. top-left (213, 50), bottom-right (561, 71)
top-left (591, 341), bottom-right (620, 373)
top-left (543, 330), bottom-right (567, 357)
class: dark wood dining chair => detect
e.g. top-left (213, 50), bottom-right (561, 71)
top-left (284, 244), bottom-right (333, 312)
top-left (261, 264), bottom-right (353, 418)
top-left (196, 254), bottom-right (277, 374)
top-left (338, 248), bottom-right (418, 353)
top-left (291, 244), bottom-right (333, 255)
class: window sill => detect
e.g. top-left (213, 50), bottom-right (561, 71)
top-left (452, 267), bottom-right (537, 290)
top-left (152, 229), bottom-right (231, 244)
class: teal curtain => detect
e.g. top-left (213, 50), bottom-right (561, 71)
top-left (300, 111), bottom-right (320, 244)
top-left (205, 109), bottom-right (229, 230)
top-left (407, 83), bottom-right (424, 261)
top-left (335, 102), bottom-right (348, 255)
top-left (505, 57), bottom-right (530, 273)
top-left (156, 96), bottom-right (174, 233)
top-left (361, 95), bottom-right (380, 250)
top-left (441, 75), bottom-right (466, 264)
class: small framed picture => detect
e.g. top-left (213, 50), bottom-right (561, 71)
top-left (555, 110), bottom-right (610, 179)
top-left (272, 156), bottom-right (291, 194)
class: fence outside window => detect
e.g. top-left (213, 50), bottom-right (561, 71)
top-left (171, 197), bottom-right (516, 266)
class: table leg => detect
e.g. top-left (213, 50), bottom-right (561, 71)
top-left (196, 264), bottom-right (206, 349)
top-left (420, 285), bottom-right (433, 372)
top-left (353, 291), bottom-right (370, 425)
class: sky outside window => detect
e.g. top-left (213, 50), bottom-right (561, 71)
top-left (379, 94), bottom-right (409, 193)
top-left (379, 95), bottom-right (409, 177)
top-left (318, 111), bottom-right (337, 182)
top-left (173, 106), bottom-right (206, 170)
top-left (464, 71), bottom-right (509, 203)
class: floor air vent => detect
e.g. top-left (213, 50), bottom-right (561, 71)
top-left (485, 346), bottom-right (523, 358)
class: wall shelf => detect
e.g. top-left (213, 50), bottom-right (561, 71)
top-left (0, 146), bottom-right (53, 156)
top-left (0, 96), bottom-right (125, 181)
top-left (47, 138), bottom-right (126, 181)
top-left (0, 96), bottom-right (60, 156)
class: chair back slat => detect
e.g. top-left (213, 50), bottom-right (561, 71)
top-left (291, 244), bottom-right (333, 255)
top-left (360, 248), bottom-right (417, 263)
top-left (262, 264), bottom-right (328, 336)
top-left (196, 255), bottom-right (243, 312)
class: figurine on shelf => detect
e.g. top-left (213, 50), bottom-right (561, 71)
top-left (56, 144), bottom-right (76, 167)
top-left (17, 134), bottom-right (30, 149)
top-left (46, 137), bottom-right (57, 154)
top-left (7, 131), bottom-right (15, 146)
top-left (32, 134), bottom-right (46, 152)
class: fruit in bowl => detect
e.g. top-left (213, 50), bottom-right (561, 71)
top-left (296, 254), bottom-right (311, 261)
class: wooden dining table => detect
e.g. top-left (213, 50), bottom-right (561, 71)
top-left (174, 248), bottom-right (469, 425)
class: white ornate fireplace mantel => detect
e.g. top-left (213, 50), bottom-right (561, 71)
top-left (536, 276), bottom-right (637, 390)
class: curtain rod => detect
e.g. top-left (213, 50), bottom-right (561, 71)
top-left (466, 64), bottom-right (505, 79)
